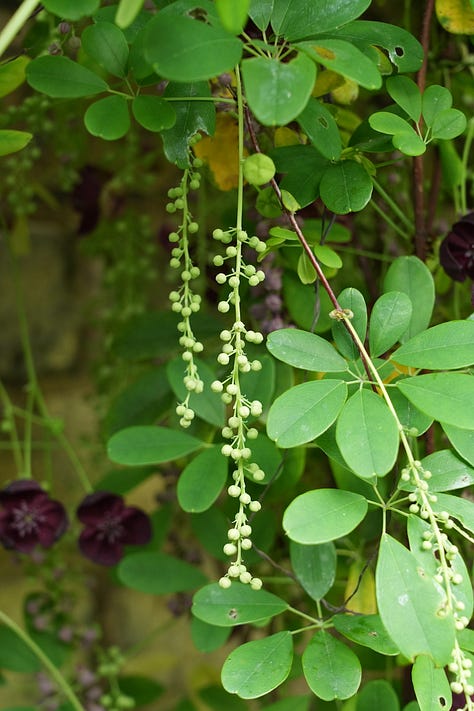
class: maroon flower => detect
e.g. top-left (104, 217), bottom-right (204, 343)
top-left (439, 212), bottom-right (474, 282)
top-left (76, 491), bottom-right (152, 566)
top-left (0, 480), bottom-right (68, 553)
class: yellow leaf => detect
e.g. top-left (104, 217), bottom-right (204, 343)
top-left (436, 0), bottom-right (474, 33)
top-left (312, 69), bottom-right (345, 97)
top-left (274, 126), bottom-right (301, 146)
top-left (332, 78), bottom-right (359, 105)
top-left (193, 113), bottom-right (245, 191)
top-left (345, 561), bottom-right (377, 614)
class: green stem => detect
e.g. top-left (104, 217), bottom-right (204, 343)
top-left (372, 179), bottom-right (414, 233)
top-left (0, 381), bottom-right (24, 473)
top-left (0, 610), bottom-right (84, 711)
top-left (370, 198), bottom-right (411, 241)
top-left (0, 0), bottom-right (40, 58)
top-left (460, 117), bottom-right (474, 216)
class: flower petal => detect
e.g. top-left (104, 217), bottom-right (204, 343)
top-left (76, 491), bottom-right (125, 525)
top-left (78, 528), bottom-right (124, 566)
top-left (120, 507), bottom-right (152, 546)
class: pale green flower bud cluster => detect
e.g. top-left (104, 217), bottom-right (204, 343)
top-left (449, 645), bottom-right (474, 697)
top-left (212, 226), bottom-right (267, 589)
top-left (167, 163), bottom-right (204, 427)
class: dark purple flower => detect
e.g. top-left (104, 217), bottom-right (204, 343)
top-left (0, 480), bottom-right (68, 553)
top-left (439, 212), bottom-right (474, 282)
top-left (76, 491), bottom-right (152, 566)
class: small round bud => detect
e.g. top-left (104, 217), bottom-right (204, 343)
top-left (221, 393), bottom-right (232, 404)
top-left (220, 329), bottom-right (232, 341)
top-left (226, 246), bottom-right (237, 257)
top-left (248, 275), bottom-right (260, 286)
top-left (240, 571), bottom-right (252, 584)
top-left (241, 538), bottom-right (252, 550)
top-left (227, 528), bottom-right (240, 540)
top-left (239, 493), bottom-right (251, 505)
top-left (250, 577), bottom-right (263, 590)
top-left (228, 276), bottom-right (239, 288)
top-left (450, 682), bottom-right (463, 694)
top-left (169, 232), bottom-right (180, 242)
top-left (249, 500), bottom-right (261, 512)
top-left (247, 428), bottom-right (258, 439)
top-left (213, 255), bottom-right (224, 266)
top-left (216, 273), bottom-right (227, 284)
top-left (253, 469), bottom-right (265, 482)
top-left (217, 353), bottom-right (230, 365)
top-left (223, 543), bottom-right (237, 556)
top-left (218, 301), bottom-right (230, 313)
top-left (228, 565), bottom-right (240, 577)
top-left (211, 380), bottom-right (223, 392)
top-left (213, 228), bottom-right (225, 240)
top-left (239, 405), bottom-right (250, 418)
top-left (219, 576), bottom-right (232, 589)
top-left (240, 524), bottom-right (252, 537)
top-left (226, 383), bottom-right (238, 396)
top-left (221, 444), bottom-right (233, 457)
top-left (188, 221), bottom-right (199, 233)
top-left (228, 485), bottom-right (241, 497)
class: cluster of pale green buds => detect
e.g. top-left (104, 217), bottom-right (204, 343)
top-left (167, 161), bottom-right (205, 427)
top-left (448, 647), bottom-right (474, 696)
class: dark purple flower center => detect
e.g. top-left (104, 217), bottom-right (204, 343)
top-left (95, 515), bottom-right (125, 544)
top-left (11, 501), bottom-right (46, 537)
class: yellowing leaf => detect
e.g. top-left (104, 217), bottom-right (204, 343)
top-left (313, 45), bottom-right (336, 60)
top-left (345, 561), bottom-right (377, 615)
top-left (274, 127), bottom-right (301, 146)
top-left (332, 78), bottom-right (359, 104)
top-left (313, 69), bottom-right (345, 97)
top-left (435, 0), bottom-right (474, 33)
top-left (193, 113), bottom-right (245, 190)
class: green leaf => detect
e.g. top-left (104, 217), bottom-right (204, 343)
top-left (439, 139), bottom-right (463, 189)
top-left (191, 618), bottom-right (231, 653)
top-left (26, 56), bottom-right (108, 98)
top-left (297, 39), bottom-right (381, 90)
top-left (115, 0), bottom-right (145, 28)
top-left (333, 614), bottom-right (399, 656)
top-left (243, 153), bottom-right (275, 185)
top-left (161, 81), bottom-right (216, 168)
top-left (290, 541), bottom-right (336, 600)
top-left (432, 493), bottom-right (474, 536)
top-left (399, 449), bottom-right (474, 492)
top-left (297, 98), bottom-right (341, 160)
top-left (222, 632), bottom-right (293, 699)
top-left (283, 270), bottom-right (333, 333)
top-left (246, 433), bottom-right (282, 485)
top-left (192, 583), bottom-right (288, 626)
top-left (84, 95), bottom-right (130, 140)
top-left (0, 130), bottom-right (32, 157)
top-left (376, 534), bottom-right (456, 665)
top-left (397, 373), bottom-right (474, 428)
top-left (332, 287), bottom-right (367, 360)
top-left (0, 626), bottom-right (41, 672)
top-left (104, 367), bottom-right (172, 437)
top-left (118, 551), bottom-right (207, 593)
top-left (389, 389), bottom-right (433, 436)
top-left (271, 0), bottom-right (371, 41)
top-left (369, 291), bottom-right (413, 357)
top-left (270, 144), bottom-right (329, 208)
top-left (216, 0), bottom-right (250, 33)
top-left (329, 21), bottom-right (424, 73)
top-left (356, 680), bottom-right (400, 711)
top-left (242, 53), bottom-right (315, 126)
top-left (177, 447), bottom-right (227, 513)
top-left (336, 389), bottom-right (399, 479)
top-left (82, 22), bottom-right (129, 77)
top-left (283, 489), bottom-right (368, 544)
top-left (314, 245), bottom-right (342, 269)
top-left (392, 320), bottom-right (474, 370)
top-left (166, 357), bottom-right (225, 428)
top-left (412, 656), bottom-right (451, 711)
top-left (221, 630), bottom-right (293, 699)
top-left (132, 94), bottom-right (176, 132)
top-left (442, 423), bottom-right (474, 466)
top-left (249, 0), bottom-right (274, 30)
top-left (198, 685), bottom-right (249, 711)
top-left (266, 328), bottom-right (348, 372)
top-left (369, 112), bottom-right (426, 155)
top-left (267, 380), bottom-right (348, 448)
top-left (0, 56), bottom-right (29, 98)
top-left (240, 355), bottom-right (276, 416)
top-left (42, 0), bottom-right (100, 20)
top-left (319, 160), bottom-right (373, 214)
top-left (302, 631), bottom-right (361, 701)
top-left (107, 425), bottom-right (204, 465)
top-left (143, 14), bottom-right (242, 82)
top-left (431, 108), bottom-right (467, 140)
top-left (386, 75), bottom-right (421, 121)
top-left (118, 676), bottom-right (164, 706)
top-left (383, 256), bottom-right (435, 341)
top-left (297, 251), bottom-right (316, 284)
top-left (422, 85), bottom-right (452, 128)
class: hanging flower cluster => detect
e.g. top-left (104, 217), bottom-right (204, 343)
top-left (0, 480), bottom-right (151, 566)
